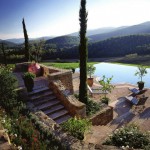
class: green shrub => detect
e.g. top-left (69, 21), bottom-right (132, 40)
top-left (1, 112), bottom-right (64, 150)
top-left (61, 117), bottom-right (91, 140)
top-left (87, 64), bottom-right (96, 78)
top-left (0, 66), bottom-right (18, 111)
top-left (86, 98), bottom-right (101, 116)
top-left (104, 124), bottom-right (150, 149)
top-left (101, 97), bottom-right (109, 105)
top-left (23, 72), bottom-right (36, 79)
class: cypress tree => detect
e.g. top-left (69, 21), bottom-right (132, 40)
top-left (22, 18), bottom-right (30, 61)
top-left (79, 0), bottom-right (88, 104)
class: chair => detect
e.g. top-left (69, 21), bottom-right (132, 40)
top-left (87, 85), bottom-right (108, 97)
top-left (125, 96), bottom-right (139, 105)
top-left (128, 88), bottom-right (140, 94)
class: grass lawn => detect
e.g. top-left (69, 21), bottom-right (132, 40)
top-left (42, 62), bottom-right (98, 69)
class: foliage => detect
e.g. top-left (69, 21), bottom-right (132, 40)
top-left (30, 39), bottom-right (45, 62)
top-left (135, 65), bottom-right (147, 82)
top-left (87, 64), bottom-right (96, 78)
top-left (101, 97), bottom-right (109, 105)
top-left (23, 72), bottom-right (36, 80)
top-left (86, 98), bottom-right (101, 116)
top-left (22, 18), bottom-right (30, 62)
top-left (1, 112), bottom-right (63, 150)
top-left (61, 117), bottom-right (91, 140)
top-left (99, 75), bottom-right (114, 99)
top-left (79, 0), bottom-right (88, 104)
top-left (0, 66), bottom-right (18, 113)
top-left (104, 124), bottom-right (150, 149)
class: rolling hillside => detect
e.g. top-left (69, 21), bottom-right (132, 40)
top-left (47, 34), bottom-right (150, 59)
top-left (89, 22), bottom-right (150, 42)
top-left (0, 40), bottom-right (17, 47)
top-left (46, 35), bottom-right (79, 48)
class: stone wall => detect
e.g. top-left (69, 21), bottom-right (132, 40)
top-left (40, 64), bottom-right (74, 94)
top-left (89, 106), bottom-right (113, 125)
top-left (14, 62), bottom-right (30, 72)
top-left (14, 63), bottom-right (74, 93)
top-left (31, 111), bottom-right (120, 150)
top-left (50, 80), bottom-right (86, 118)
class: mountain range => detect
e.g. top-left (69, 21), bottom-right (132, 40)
top-left (1, 21), bottom-right (150, 47)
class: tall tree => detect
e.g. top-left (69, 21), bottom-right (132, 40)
top-left (79, 0), bottom-right (88, 104)
top-left (22, 18), bottom-right (30, 61)
top-left (30, 39), bottom-right (45, 63)
top-left (1, 43), bottom-right (7, 66)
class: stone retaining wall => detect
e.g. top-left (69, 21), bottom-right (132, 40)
top-left (31, 111), bottom-right (120, 150)
top-left (90, 106), bottom-right (113, 125)
top-left (50, 80), bottom-right (86, 118)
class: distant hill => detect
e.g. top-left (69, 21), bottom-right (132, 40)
top-left (47, 34), bottom-right (150, 59)
top-left (69, 27), bottom-right (116, 36)
top-left (89, 22), bottom-right (150, 42)
top-left (0, 40), bottom-right (17, 47)
top-left (6, 36), bottom-right (54, 44)
top-left (46, 35), bottom-right (79, 48)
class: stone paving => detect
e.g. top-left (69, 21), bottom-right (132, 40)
top-left (72, 73), bottom-right (150, 145)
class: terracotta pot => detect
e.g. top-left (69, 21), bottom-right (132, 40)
top-left (87, 78), bottom-right (94, 87)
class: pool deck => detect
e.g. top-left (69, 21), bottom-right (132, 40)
top-left (72, 73), bottom-right (150, 144)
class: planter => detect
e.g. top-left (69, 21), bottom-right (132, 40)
top-left (137, 81), bottom-right (144, 90)
top-left (23, 77), bottom-right (34, 92)
top-left (87, 78), bottom-right (94, 87)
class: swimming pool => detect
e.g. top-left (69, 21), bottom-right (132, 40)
top-left (76, 62), bottom-right (150, 88)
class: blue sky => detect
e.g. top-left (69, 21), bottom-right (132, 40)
top-left (0, 0), bottom-right (150, 39)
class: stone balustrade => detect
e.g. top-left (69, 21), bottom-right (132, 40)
top-left (49, 80), bottom-right (86, 118)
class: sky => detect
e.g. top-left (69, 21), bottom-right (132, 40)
top-left (0, 0), bottom-right (150, 39)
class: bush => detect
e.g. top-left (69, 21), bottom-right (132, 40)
top-left (23, 72), bottom-right (36, 79)
top-left (1, 112), bottom-right (64, 150)
top-left (101, 97), bottom-right (109, 105)
top-left (86, 98), bottom-right (101, 116)
top-left (61, 117), bottom-right (91, 140)
top-left (0, 66), bottom-right (18, 112)
top-left (104, 124), bottom-right (150, 149)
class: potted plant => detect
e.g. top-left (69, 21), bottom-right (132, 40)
top-left (23, 72), bottom-right (36, 92)
top-left (99, 75), bottom-right (114, 104)
top-left (71, 68), bottom-right (75, 74)
top-left (87, 64), bottom-right (96, 87)
top-left (135, 65), bottom-right (147, 90)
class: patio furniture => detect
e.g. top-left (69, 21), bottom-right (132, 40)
top-left (125, 96), bottom-right (139, 105)
top-left (125, 89), bottom-right (147, 105)
top-left (128, 88), bottom-right (140, 94)
top-left (87, 85), bottom-right (108, 96)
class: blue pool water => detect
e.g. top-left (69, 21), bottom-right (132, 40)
top-left (76, 62), bottom-right (150, 88)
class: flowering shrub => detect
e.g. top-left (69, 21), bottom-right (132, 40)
top-left (1, 112), bottom-right (64, 150)
top-left (61, 117), bottom-right (91, 140)
top-left (104, 124), bottom-right (150, 149)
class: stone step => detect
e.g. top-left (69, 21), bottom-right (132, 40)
top-left (43, 104), bottom-right (65, 115)
top-left (29, 91), bottom-right (53, 101)
top-left (33, 95), bottom-right (57, 106)
top-left (49, 109), bottom-right (69, 120)
top-left (54, 114), bottom-right (72, 124)
top-left (37, 99), bottom-right (60, 110)
top-left (28, 86), bottom-right (50, 96)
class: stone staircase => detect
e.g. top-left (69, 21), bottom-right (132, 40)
top-left (28, 86), bottom-right (72, 124)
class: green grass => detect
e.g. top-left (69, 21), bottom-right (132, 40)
top-left (41, 62), bottom-right (98, 69)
